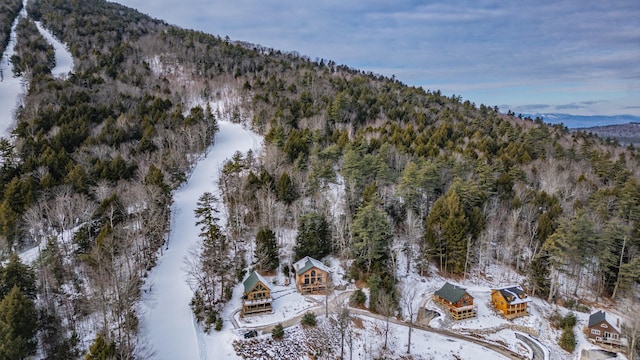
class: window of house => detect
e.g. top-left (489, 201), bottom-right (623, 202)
top-left (601, 324), bottom-right (608, 328)
top-left (591, 329), bottom-right (600, 335)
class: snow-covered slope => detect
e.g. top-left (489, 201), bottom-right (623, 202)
top-left (0, 0), bottom-right (75, 137)
top-left (0, 3), bottom-right (27, 137)
top-left (138, 121), bottom-right (261, 360)
top-left (34, 21), bottom-right (74, 79)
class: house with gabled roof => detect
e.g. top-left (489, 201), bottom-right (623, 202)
top-left (433, 282), bottom-right (477, 320)
top-left (491, 285), bottom-right (531, 319)
top-left (292, 256), bottom-right (331, 294)
top-left (587, 310), bottom-right (622, 347)
top-left (241, 271), bottom-right (273, 316)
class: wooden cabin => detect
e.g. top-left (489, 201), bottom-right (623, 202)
top-left (491, 285), bottom-right (531, 319)
top-left (241, 271), bottom-right (273, 316)
top-left (293, 256), bottom-right (331, 295)
top-left (587, 311), bottom-right (622, 347)
top-left (433, 282), bottom-right (477, 320)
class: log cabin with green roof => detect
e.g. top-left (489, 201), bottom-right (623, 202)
top-left (433, 282), bottom-right (477, 320)
top-left (293, 256), bottom-right (331, 295)
top-left (241, 271), bottom-right (273, 316)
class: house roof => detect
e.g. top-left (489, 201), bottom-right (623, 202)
top-left (293, 256), bottom-right (330, 275)
top-left (588, 310), bottom-right (619, 332)
top-left (493, 285), bottom-right (531, 305)
top-left (435, 282), bottom-right (470, 303)
top-left (243, 271), bottom-right (270, 293)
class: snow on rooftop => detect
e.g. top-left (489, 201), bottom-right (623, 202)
top-left (293, 255), bottom-right (331, 275)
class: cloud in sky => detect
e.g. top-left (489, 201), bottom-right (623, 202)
top-left (112, 0), bottom-right (640, 115)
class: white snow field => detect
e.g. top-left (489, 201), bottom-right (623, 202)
top-left (138, 121), bottom-right (261, 360)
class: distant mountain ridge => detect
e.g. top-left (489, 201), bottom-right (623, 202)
top-left (529, 113), bottom-right (640, 129)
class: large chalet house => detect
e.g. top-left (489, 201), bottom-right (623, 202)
top-left (241, 271), bottom-right (273, 316)
top-left (491, 285), bottom-right (531, 319)
top-left (433, 282), bottom-right (477, 320)
top-left (587, 310), bottom-right (622, 347)
top-left (292, 256), bottom-right (331, 295)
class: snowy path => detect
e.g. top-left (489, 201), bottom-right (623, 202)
top-left (0, 0), bottom-right (74, 138)
top-left (0, 2), bottom-right (27, 137)
top-left (35, 21), bottom-right (74, 78)
top-left (139, 121), bottom-right (261, 360)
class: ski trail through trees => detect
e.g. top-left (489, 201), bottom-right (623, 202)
top-left (139, 121), bottom-right (261, 360)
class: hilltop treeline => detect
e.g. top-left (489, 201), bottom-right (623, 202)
top-left (0, 0), bottom-right (638, 358)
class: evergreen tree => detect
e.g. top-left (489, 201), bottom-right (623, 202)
top-left (528, 251), bottom-right (551, 297)
top-left (275, 172), bottom-right (298, 205)
top-left (350, 198), bottom-right (392, 275)
top-left (425, 189), bottom-right (470, 274)
top-left (272, 323), bottom-right (284, 340)
top-left (397, 159), bottom-right (441, 216)
top-left (85, 334), bottom-right (117, 360)
top-left (0, 286), bottom-right (38, 359)
top-left (559, 328), bottom-right (576, 353)
top-left (255, 227), bottom-right (279, 272)
top-left (191, 192), bottom-right (233, 326)
top-left (0, 253), bottom-right (36, 299)
top-left (293, 211), bottom-right (332, 260)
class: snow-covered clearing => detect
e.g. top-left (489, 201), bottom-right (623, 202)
top-left (34, 21), bottom-right (74, 79)
top-left (0, 1), bottom-right (27, 137)
top-left (138, 121), bottom-right (261, 360)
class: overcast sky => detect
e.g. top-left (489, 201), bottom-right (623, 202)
top-left (113, 0), bottom-right (639, 116)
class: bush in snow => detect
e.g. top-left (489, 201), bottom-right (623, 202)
top-left (349, 289), bottom-right (367, 308)
top-left (272, 323), bottom-right (284, 340)
top-left (559, 328), bottom-right (576, 353)
top-left (301, 312), bottom-right (317, 327)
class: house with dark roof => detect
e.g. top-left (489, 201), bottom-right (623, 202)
top-left (292, 256), bottom-right (331, 294)
top-left (587, 310), bottom-right (622, 347)
top-left (241, 271), bottom-right (273, 316)
top-left (433, 282), bottom-right (477, 320)
top-left (491, 285), bottom-right (531, 319)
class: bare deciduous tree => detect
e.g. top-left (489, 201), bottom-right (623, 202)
top-left (376, 290), bottom-right (395, 350)
top-left (400, 284), bottom-right (420, 354)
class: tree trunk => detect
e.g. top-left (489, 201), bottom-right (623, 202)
top-left (611, 237), bottom-right (626, 300)
top-left (407, 321), bottom-right (413, 354)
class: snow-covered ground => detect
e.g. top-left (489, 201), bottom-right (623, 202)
top-left (0, 2), bottom-right (27, 137)
top-left (0, 0), bottom-right (74, 138)
top-left (34, 21), bottom-right (74, 79)
top-left (138, 121), bottom-right (262, 360)
top-left (133, 118), bottom-right (540, 359)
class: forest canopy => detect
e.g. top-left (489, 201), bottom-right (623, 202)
top-left (0, 0), bottom-right (638, 358)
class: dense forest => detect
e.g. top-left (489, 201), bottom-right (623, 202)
top-left (0, 0), bottom-right (638, 358)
